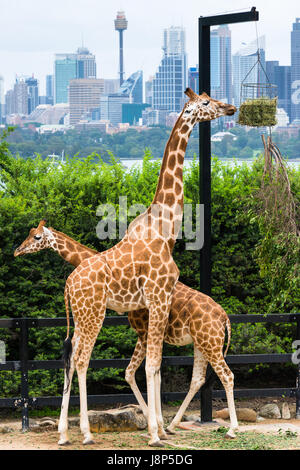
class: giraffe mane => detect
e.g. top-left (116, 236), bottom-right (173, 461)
top-left (50, 228), bottom-right (98, 254)
top-left (151, 107), bottom-right (186, 205)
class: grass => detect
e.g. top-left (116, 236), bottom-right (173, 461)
top-left (164, 427), bottom-right (300, 450)
top-left (0, 425), bottom-right (299, 450)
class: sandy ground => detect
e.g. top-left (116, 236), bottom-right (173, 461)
top-left (1, 418), bottom-right (300, 450)
top-left (0, 398), bottom-right (299, 450)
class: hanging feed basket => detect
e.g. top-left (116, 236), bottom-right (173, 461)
top-left (237, 52), bottom-right (278, 127)
top-left (238, 95), bottom-right (278, 128)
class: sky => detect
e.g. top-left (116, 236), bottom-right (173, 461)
top-left (0, 0), bottom-right (299, 95)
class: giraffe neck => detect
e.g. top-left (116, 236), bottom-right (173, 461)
top-left (150, 111), bottom-right (194, 250)
top-left (48, 229), bottom-right (97, 267)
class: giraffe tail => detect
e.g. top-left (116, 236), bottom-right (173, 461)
top-left (223, 314), bottom-right (231, 358)
top-left (62, 282), bottom-right (72, 393)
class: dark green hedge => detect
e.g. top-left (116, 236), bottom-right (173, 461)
top-left (0, 131), bottom-right (299, 397)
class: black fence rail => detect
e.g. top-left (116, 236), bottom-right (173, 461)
top-left (0, 313), bottom-right (300, 431)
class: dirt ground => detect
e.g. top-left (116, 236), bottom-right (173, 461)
top-left (1, 398), bottom-right (300, 450)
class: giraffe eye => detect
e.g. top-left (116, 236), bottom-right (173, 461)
top-left (203, 101), bottom-right (210, 106)
top-left (34, 235), bottom-right (42, 240)
top-left (185, 109), bottom-right (192, 114)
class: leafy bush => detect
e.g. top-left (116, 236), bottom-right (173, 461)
top-left (0, 130), bottom-right (299, 397)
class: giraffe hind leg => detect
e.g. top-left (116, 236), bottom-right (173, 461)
top-left (125, 336), bottom-right (149, 419)
top-left (58, 333), bottom-right (77, 445)
top-left (208, 354), bottom-right (239, 438)
top-left (166, 346), bottom-right (208, 433)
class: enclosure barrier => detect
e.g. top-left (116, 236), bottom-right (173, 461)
top-left (0, 313), bottom-right (300, 431)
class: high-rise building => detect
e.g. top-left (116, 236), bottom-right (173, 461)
top-left (122, 103), bottom-right (150, 125)
top-left (5, 89), bottom-right (15, 116)
top-left (25, 76), bottom-right (39, 114)
top-left (266, 60), bottom-right (291, 120)
top-left (69, 78), bottom-right (104, 125)
top-left (188, 66), bottom-right (199, 94)
top-left (104, 79), bottom-right (120, 95)
top-left (211, 25), bottom-right (232, 103)
top-left (291, 18), bottom-right (300, 122)
top-left (100, 94), bottom-right (130, 126)
top-left (76, 47), bottom-right (97, 79)
top-left (46, 75), bottom-right (54, 105)
top-left (14, 78), bottom-right (28, 115)
top-left (54, 54), bottom-right (77, 104)
top-left (152, 26), bottom-right (187, 113)
top-left (114, 11), bottom-right (128, 86)
top-left (266, 61), bottom-right (279, 86)
top-left (232, 36), bottom-right (266, 108)
top-left (118, 70), bottom-right (143, 103)
top-left (54, 47), bottom-right (97, 104)
top-left (145, 76), bottom-right (154, 106)
top-left (275, 65), bottom-right (291, 120)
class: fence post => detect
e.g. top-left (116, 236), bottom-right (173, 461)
top-left (200, 365), bottom-right (216, 423)
top-left (20, 318), bottom-right (29, 432)
top-left (296, 316), bottom-right (300, 419)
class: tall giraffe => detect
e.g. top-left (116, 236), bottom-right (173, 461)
top-left (15, 222), bottom-right (238, 438)
top-left (16, 90), bottom-right (236, 446)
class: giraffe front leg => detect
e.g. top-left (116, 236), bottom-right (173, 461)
top-left (144, 304), bottom-right (169, 447)
top-left (154, 369), bottom-right (169, 440)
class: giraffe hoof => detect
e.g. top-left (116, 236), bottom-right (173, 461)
top-left (225, 429), bottom-right (237, 439)
top-left (159, 432), bottom-right (169, 440)
top-left (58, 439), bottom-right (71, 446)
top-left (149, 439), bottom-right (164, 448)
top-left (83, 438), bottom-right (95, 445)
top-left (166, 427), bottom-right (176, 435)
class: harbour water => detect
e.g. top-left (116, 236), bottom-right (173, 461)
top-left (120, 158), bottom-right (300, 170)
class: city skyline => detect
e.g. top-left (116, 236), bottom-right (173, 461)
top-left (1, 0), bottom-right (300, 95)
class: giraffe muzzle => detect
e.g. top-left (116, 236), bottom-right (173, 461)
top-left (225, 105), bottom-right (237, 116)
top-left (14, 246), bottom-right (24, 257)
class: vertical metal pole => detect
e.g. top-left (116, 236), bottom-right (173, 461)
top-left (198, 20), bottom-right (214, 423)
top-left (199, 21), bottom-right (212, 297)
top-left (296, 317), bottom-right (300, 419)
top-left (20, 319), bottom-right (29, 432)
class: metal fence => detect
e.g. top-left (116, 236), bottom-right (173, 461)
top-left (1, 313), bottom-right (300, 431)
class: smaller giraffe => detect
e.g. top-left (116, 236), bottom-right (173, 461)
top-left (15, 222), bottom-right (238, 438)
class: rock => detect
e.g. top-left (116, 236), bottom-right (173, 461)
top-left (236, 408), bottom-right (257, 422)
top-left (38, 419), bottom-right (57, 428)
top-left (68, 417), bottom-right (80, 427)
top-left (257, 416), bottom-right (265, 422)
top-left (28, 418), bottom-right (39, 429)
top-left (0, 426), bottom-right (13, 434)
top-left (87, 406), bottom-right (147, 433)
top-left (174, 414), bottom-right (188, 422)
top-left (281, 403), bottom-right (291, 420)
top-left (214, 408), bottom-right (229, 420)
top-left (214, 408), bottom-right (256, 422)
top-left (186, 414), bottom-right (200, 422)
top-left (258, 403), bottom-right (281, 419)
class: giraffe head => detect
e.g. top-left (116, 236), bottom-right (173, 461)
top-left (183, 88), bottom-right (236, 122)
top-left (14, 219), bottom-right (55, 257)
